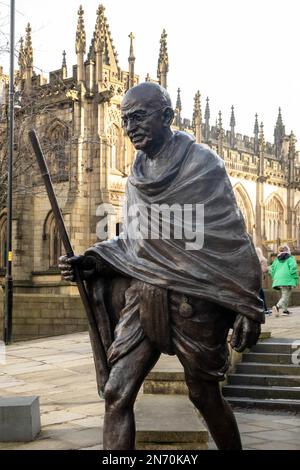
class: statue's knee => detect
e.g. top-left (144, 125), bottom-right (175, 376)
top-left (188, 387), bottom-right (206, 410)
top-left (187, 379), bottom-right (218, 410)
top-left (104, 382), bottom-right (128, 411)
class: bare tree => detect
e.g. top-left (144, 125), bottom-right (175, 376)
top-left (0, 7), bottom-right (9, 57)
top-left (0, 82), bottom-right (75, 210)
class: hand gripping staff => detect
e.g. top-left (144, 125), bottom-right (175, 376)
top-left (28, 129), bottom-right (109, 396)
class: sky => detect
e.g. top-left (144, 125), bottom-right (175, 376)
top-left (0, 0), bottom-right (299, 145)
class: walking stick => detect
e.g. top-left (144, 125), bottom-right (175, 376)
top-left (28, 129), bottom-right (109, 396)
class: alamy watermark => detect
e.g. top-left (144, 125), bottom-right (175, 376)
top-left (96, 202), bottom-right (205, 250)
top-left (292, 340), bottom-right (300, 365)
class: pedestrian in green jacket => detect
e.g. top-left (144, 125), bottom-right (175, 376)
top-left (269, 245), bottom-right (299, 317)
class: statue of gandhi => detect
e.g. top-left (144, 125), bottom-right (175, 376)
top-left (59, 82), bottom-right (264, 450)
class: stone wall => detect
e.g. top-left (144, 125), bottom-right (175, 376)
top-left (0, 290), bottom-right (87, 341)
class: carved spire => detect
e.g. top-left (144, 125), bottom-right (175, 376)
top-left (62, 50), bottom-right (67, 69)
top-left (24, 23), bottom-right (33, 68)
top-left (76, 5), bottom-right (86, 54)
top-left (274, 107), bottom-right (285, 158)
top-left (230, 105), bottom-right (236, 128)
top-left (145, 73), bottom-right (151, 82)
top-left (289, 131), bottom-right (296, 159)
top-left (23, 23), bottom-right (33, 92)
top-left (218, 110), bottom-right (223, 129)
top-left (18, 36), bottom-right (26, 78)
top-left (205, 97), bottom-right (210, 121)
top-left (259, 122), bottom-right (265, 152)
top-left (18, 36), bottom-right (24, 65)
top-left (157, 29), bottom-right (169, 89)
top-left (62, 50), bottom-right (67, 78)
top-left (230, 105), bottom-right (236, 148)
top-left (218, 111), bottom-right (224, 158)
top-left (128, 32), bottom-right (135, 89)
top-left (204, 97), bottom-right (210, 141)
top-left (76, 6), bottom-right (86, 83)
top-left (176, 88), bottom-right (182, 112)
top-left (254, 113), bottom-right (259, 135)
top-left (253, 113), bottom-right (259, 154)
top-left (259, 122), bottom-right (265, 177)
top-left (288, 131), bottom-right (296, 184)
top-left (128, 32), bottom-right (135, 61)
top-left (93, 4), bottom-right (106, 87)
top-left (94, 4), bottom-right (105, 54)
top-left (193, 90), bottom-right (202, 143)
top-left (276, 107), bottom-right (284, 130)
top-left (90, 3), bottom-right (119, 84)
top-left (174, 88), bottom-right (182, 129)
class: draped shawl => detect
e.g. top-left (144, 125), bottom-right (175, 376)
top-left (87, 131), bottom-right (264, 323)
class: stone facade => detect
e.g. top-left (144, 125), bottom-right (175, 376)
top-left (0, 4), bottom-right (300, 339)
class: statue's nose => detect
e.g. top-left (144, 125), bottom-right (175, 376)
top-left (126, 118), bottom-right (137, 134)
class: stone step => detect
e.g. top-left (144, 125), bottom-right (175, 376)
top-left (135, 394), bottom-right (208, 450)
top-left (223, 384), bottom-right (300, 400)
top-left (251, 339), bottom-right (297, 354)
top-left (236, 362), bottom-right (300, 375)
top-left (144, 355), bottom-right (186, 395)
top-left (242, 352), bottom-right (293, 364)
top-left (257, 331), bottom-right (272, 340)
top-left (227, 373), bottom-right (300, 387)
top-left (226, 396), bottom-right (300, 413)
top-left (144, 378), bottom-right (187, 395)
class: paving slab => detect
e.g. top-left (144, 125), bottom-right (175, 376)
top-left (70, 415), bottom-right (103, 428)
top-left (262, 306), bottom-right (300, 338)
top-left (1, 438), bottom-right (74, 451)
top-left (64, 403), bottom-right (105, 417)
top-left (41, 410), bottom-right (87, 426)
top-left (247, 441), bottom-right (300, 450)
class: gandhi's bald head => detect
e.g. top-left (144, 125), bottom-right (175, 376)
top-left (122, 82), bottom-right (172, 112)
top-left (121, 83), bottom-right (174, 157)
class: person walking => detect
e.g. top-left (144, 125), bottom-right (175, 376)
top-left (255, 247), bottom-right (269, 315)
top-left (269, 245), bottom-right (299, 316)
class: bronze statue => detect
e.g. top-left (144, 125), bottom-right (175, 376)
top-left (59, 82), bottom-right (264, 450)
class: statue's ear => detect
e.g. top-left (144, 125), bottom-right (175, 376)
top-left (162, 107), bottom-right (174, 127)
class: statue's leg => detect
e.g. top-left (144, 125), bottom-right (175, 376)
top-left (185, 373), bottom-right (242, 450)
top-left (170, 294), bottom-right (242, 450)
top-left (103, 339), bottom-right (160, 450)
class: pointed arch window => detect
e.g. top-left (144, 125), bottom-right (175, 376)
top-left (45, 120), bottom-right (70, 181)
top-left (265, 195), bottom-right (285, 251)
top-left (108, 124), bottom-right (121, 171)
top-left (49, 217), bottom-right (62, 268)
top-left (43, 212), bottom-right (63, 268)
top-left (111, 143), bottom-right (117, 169)
top-left (233, 184), bottom-right (255, 237)
top-left (0, 214), bottom-right (7, 270)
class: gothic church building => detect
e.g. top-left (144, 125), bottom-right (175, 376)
top-left (0, 5), bottom-right (299, 339)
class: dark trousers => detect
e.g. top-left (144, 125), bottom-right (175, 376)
top-left (259, 288), bottom-right (267, 311)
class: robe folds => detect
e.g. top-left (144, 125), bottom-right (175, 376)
top-left (87, 131), bottom-right (264, 324)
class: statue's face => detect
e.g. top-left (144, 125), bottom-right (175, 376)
top-left (121, 92), bottom-right (167, 153)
